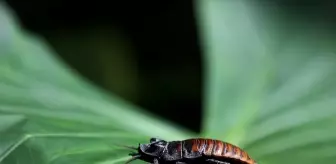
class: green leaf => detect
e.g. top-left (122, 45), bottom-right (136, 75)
top-left (0, 2), bottom-right (195, 163)
top-left (197, 0), bottom-right (270, 144)
top-left (243, 45), bottom-right (336, 164)
top-left (197, 0), bottom-right (336, 164)
top-left (2, 132), bottom-right (145, 164)
top-left (0, 115), bottom-right (27, 162)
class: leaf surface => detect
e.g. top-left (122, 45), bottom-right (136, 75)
top-left (196, 0), bottom-right (336, 163)
top-left (0, 2), bottom-right (195, 163)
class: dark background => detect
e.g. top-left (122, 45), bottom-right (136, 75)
top-left (4, 0), bottom-right (336, 133)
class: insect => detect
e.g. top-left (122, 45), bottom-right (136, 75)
top-left (123, 138), bottom-right (257, 164)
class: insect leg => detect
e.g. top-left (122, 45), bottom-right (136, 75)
top-left (206, 159), bottom-right (230, 164)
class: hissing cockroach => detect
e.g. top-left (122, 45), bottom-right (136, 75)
top-left (123, 138), bottom-right (257, 164)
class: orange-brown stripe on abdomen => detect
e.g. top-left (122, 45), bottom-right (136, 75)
top-left (223, 143), bottom-right (233, 157)
top-left (240, 149), bottom-right (248, 161)
top-left (191, 139), bottom-right (199, 152)
top-left (233, 146), bottom-right (242, 159)
top-left (245, 152), bottom-right (256, 164)
top-left (212, 141), bottom-right (224, 156)
top-left (198, 139), bottom-right (206, 152)
top-left (204, 139), bottom-right (214, 155)
top-left (240, 147), bottom-right (256, 164)
top-left (226, 144), bottom-right (255, 164)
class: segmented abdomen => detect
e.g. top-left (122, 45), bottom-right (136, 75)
top-left (184, 138), bottom-right (256, 164)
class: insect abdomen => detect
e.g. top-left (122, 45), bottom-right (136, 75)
top-left (184, 138), bottom-right (256, 164)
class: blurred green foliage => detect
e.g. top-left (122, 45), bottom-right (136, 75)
top-left (1, 0), bottom-right (336, 164)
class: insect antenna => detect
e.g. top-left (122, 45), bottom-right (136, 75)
top-left (125, 155), bottom-right (141, 164)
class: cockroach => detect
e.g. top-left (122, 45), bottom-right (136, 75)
top-left (122, 138), bottom-right (257, 164)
